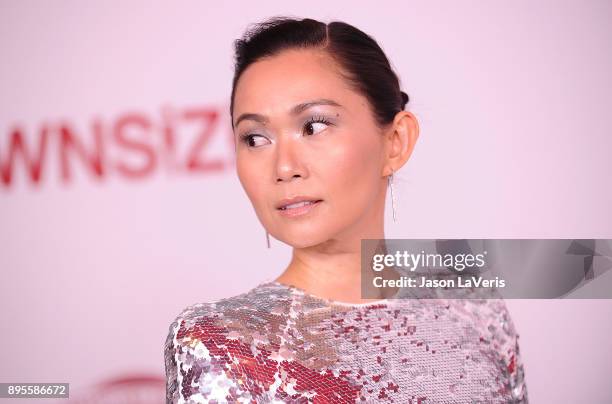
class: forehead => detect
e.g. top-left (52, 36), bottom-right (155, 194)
top-left (233, 49), bottom-right (358, 117)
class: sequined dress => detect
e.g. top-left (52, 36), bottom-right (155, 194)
top-left (164, 280), bottom-right (528, 403)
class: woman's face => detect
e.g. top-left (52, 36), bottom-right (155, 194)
top-left (232, 49), bottom-right (389, 248)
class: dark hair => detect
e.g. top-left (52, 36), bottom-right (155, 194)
top-left (230, 16), bottom-right (409, 129)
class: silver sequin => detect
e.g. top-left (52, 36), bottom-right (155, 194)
top-left (164, 281), bottom-right (528, 403)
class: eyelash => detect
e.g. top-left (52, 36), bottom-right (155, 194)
top-left (240, 115), bottom-right (333, 147)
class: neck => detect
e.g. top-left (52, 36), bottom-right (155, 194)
top-left (274, 192), bottom-right (400, 304)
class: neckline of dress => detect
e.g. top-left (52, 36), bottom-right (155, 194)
top-left (261, 280), bottom-right (399, 308)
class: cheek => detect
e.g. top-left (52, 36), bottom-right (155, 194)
top-left (326, 132), bottom-right (381, 188)
top-left (236, 157), bottom-right (266, 206)
top-left (322, 131), bottom-right (383, 209)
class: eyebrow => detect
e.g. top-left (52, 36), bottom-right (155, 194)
top-left (233, 98), bottom-right (343, 128)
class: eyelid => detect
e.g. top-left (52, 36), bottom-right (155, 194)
top-left (237, 125), bottom-right (268, 142)
top-left (304, 114), bottom-right (335, 130)
top-left (303, 110), bottom-right (336, 120)
top-left (240, 111), bottom-right (336, 131)
top-left (238, 113), bottom-right (337, 147)
top-left (239, 132), bottom-right (270, 148)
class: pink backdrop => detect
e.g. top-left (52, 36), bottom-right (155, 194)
top-left (1, 1), bottom-right (611, 402)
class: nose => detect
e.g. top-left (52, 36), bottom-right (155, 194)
top-left (275, 135), bottom-right (307, 183)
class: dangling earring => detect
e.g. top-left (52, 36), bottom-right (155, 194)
top-left (388, 168), bottom-right (397, 222)
top-left (265, 230), bottom-right (271, 249)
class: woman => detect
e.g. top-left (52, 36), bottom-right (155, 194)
top-left (165, 16), bottom-right (528, 403)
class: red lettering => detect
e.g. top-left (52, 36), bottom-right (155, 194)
top-left (59, 121), bottom-right (105, 183)
top-left (183, 108), bottom-right (224, 172)
top-left (113, 113), bottom-right (156, 178)
top-left (161, 106), bottom-right (178, 172)
top-left (0, 125), bottom-right (50, 188)
top-left (2, 105), bottom-right (233, 189)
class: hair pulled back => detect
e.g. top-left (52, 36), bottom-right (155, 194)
top-left (230, 16), bottom-right (409, 129)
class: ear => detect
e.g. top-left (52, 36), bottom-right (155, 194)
top-left (382, 111), bottom-right (420, 176)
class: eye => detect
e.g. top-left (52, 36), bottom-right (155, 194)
top-left (240, 133), bottom-right (270, 148)
top-left (303, 116), bottom-right (332, 136)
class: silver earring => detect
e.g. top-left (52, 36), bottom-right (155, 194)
top-left (265, 230), bottom-right (271, 249)
top-left (388, 168), bottom-right (397, 222)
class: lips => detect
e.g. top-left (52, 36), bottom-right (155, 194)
top-left (276, 196), bottom-right (323, 210)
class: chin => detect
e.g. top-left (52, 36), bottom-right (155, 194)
top-left (275, 229), bottom-right (329, 249)
top-left (279, 235), bottom-right (320, 249)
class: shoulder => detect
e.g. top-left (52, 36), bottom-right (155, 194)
top-left (450, 298), bottom-right (520, 348)
top-left (164, 282), bottom-right (294, 402)
top-left (454, 298), bottom-right (528, 401)
top-left (167, 282), bottom-right (293, 342)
